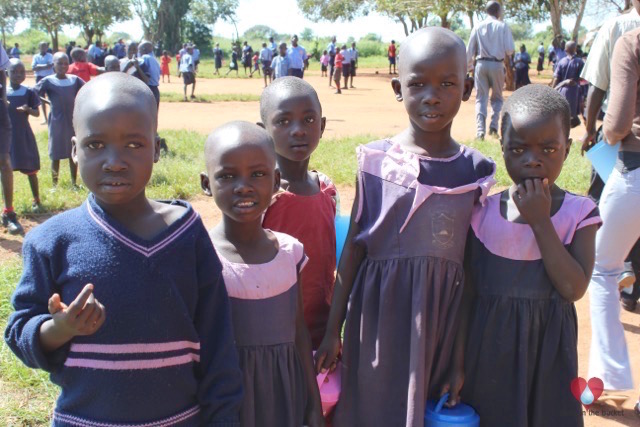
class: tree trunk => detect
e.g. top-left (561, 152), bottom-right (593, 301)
top-left (572, 0), bottom-right (588, 41)
top-left (549, 0), bottom-right (564, 38)
top-left (504, 56), bottom-right (515, 91)
top-left (440, 13), bottom-right (450, 28)
top-left (1, 27), bottom-right (5, 49)
top-left (467, 10), bottom-right (474, 29)
top-left (398, 16), bottom-right (410, 36)
top-left (83, 26), bottom-right (94, 45)
top-left (50, 29), bottom-right (59, 52)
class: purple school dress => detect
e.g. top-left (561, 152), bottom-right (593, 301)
top-left (334, 140), bottom-right (496, 427)
top-left (34, 75), bottom-right (84, 160)
top-left (7, 85), bottom-right (41, 172)
top-left (216, 231), bottom-right (309, 427)
top-left (462, 191), bottom-right (601, 427)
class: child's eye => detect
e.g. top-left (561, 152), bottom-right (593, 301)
top-left (543, 148), bottom-right (557, 153)
top-left (408, 82), bottom-right (423, 87)
top-left (127, 142), bottom-right (143, 148)
top-left (305, 117), bottom-right (315, 123)
top-left (511, 148), bottom-right (524, 154)
top-left (276, 119), bottom-right (289, 125)
top-left (87, 141), bottom-right (104, 149)
top-left (441, 82), bottom-right (454, 87)
top-left (253, 171), bottom-right (266, 177)
top-left (217, 173), bottom-right (234, 180)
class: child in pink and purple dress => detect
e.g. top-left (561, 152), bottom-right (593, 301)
top-left (202, 121), bottom-right (324, 427)
top-left (315, 28), bottom-right (495, 427)
top-left (458, 85), bottom-right (600, 426)
top-left (320, 50), bottom-right (329, 77)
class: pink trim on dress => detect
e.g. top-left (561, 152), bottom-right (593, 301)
top-left (215, 231), bottom-right (304, 300)
top-left (471, 193), bottom-right (601, 261)
top-left (70, 341), bottom-right (200, 354)
top-left (64, 353), bottom-right (200, 370)
top-left (87, 203), bottom-right (198, 258)
top-left (53, 405), bottom-right (200, 427)
top-left (355, 142), bottom-right (497, 231)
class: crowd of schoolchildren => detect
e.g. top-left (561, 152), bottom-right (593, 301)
top-left (1, 1), bottom-right (640, 425)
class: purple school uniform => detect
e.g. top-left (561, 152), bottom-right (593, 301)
top-left (215, 231), bottom-right (309, 427)
top-left (462, 192), bottom-right (601, 427)
top-left (334, 140), bottom-right (496, 427)
top-left (34, 75), bottom-right (84, 160)
top-left (7, 85), bottom-right (41, 172)
top-left (555, 56), bottom-right (584, 119)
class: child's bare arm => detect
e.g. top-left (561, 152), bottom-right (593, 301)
top-left (16, 104), bottom-right (39, 117)
top-left (39, 284), bottom-right (106, 353)
top-left (315, 178), bottom-right (365, 373)
top-left (295, 273), bottom-right (325, 427)
top-left (514, 179), bottom-right (596, 302)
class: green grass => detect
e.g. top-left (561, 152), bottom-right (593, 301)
top-left (160, 92), bottom-right (260, 103)
top-left (1, 130), bottom-right (592, 424)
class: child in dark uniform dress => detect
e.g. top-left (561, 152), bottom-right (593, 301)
top-left (202, 121), bottom-right (324, 427)
top-left (457, 85), bottom-right (600, 426)
top-left (315, 28), bottom-right (496, 427)
top-left (34, 52), bottom-right (84, 186)
top-left (7, 59), bottom-right (42, 211)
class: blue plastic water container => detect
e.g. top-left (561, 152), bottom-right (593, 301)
top-left (586, 140), bottom-right (620, 183)
top-left (425, 393), bottom-right (480, 427)
top-left (335, 215), bottom-right (350, 264)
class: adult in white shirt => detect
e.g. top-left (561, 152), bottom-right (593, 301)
top-left (466, 1), bottom-right (514, 140)
top-left (579, 0), bottom-right (640, 403)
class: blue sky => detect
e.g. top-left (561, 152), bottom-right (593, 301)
top-left (16, 0), bottom-right (620, 43)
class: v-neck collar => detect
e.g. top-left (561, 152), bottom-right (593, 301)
top-left (86, 194), bottom-right (198, 258)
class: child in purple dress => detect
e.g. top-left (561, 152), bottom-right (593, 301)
top-left (552, 41), bottom-right (584, 128)
top-left (202, 121), bottom-right (324, 427)
top-left (315, 27), bottom-right (496, 427)
top-left (7, 59), bottom-right (42, 211)
top-left (458, 85), bottom-right (600, 426)
top-left (34, 52), bottom-right (84, 186)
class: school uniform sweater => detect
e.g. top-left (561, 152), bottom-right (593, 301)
top-left (4, 195), bottom-right (243, 427)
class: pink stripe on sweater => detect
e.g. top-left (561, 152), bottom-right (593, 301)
top-left (64, 353), bottom-right (200, 370)
top-left (53, 405), bottom-right (200, 427)
top-left (70, 341), bottom-right (200, 354)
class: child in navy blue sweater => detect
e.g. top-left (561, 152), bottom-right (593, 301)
top-left (4, 72), bottom-right (243, 426)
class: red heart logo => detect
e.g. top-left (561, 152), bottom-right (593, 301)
top-left (571, 377), bottom-right (604, 409)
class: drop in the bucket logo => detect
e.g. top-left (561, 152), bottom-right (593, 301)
top-left (570, 377), bottom-right (604, 409)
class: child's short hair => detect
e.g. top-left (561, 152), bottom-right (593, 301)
top-left (70, 47), bottom-right (85, 61)
top-left (501, 85), bottom-right (571, 138)
top-left (259, 76), bottom-right (321, 123)
top-left (163, 50), bottom-right (169, 55)
top-left (262, 43), bottom-right (267, 47)
top-left (323, 50), bottom-right (327, 54)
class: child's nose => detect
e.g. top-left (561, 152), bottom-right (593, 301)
top-left (102, 151), bottom-right (127, 171)
top-left (233, 178), bottom-right (253, 193)
top-left (421, 87), bottom-right (440, 104)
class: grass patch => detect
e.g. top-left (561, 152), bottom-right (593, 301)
top-left (160, 92), bottom-right (260, 103)
top-left (0, 258), bottom-right (58, 425)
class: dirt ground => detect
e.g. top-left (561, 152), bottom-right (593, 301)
top-left (5, 69), bottom-right (639, 426)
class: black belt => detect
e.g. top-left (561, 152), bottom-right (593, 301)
top-left (477, 57), bottom-right (503, 62)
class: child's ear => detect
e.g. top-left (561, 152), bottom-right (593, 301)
top-left (256, 122), bottom-right (265, 129)
top-left (153, 135), bottom-right (161, 162)
top-left (391, 78), bottom-right (402, 101)
top-left (565, 138), bottom-right (572, 160)
top-left (462, 76), bottom-right (474, 102)
top-left (320, 117), bottom-right (326, 137)
top-left (71, 137), bottom-right (78, 164)
top-left (200, 172), bottom-right (212, 196)
top-left (274, 168), bottom-right (281, 193)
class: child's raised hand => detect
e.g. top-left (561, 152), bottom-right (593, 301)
top-left (48, 284), bottom-right (106, 338)
top-left (513, 178), bottom-right (552, 226)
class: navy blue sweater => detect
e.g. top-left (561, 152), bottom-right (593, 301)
top-left (5, 195), bottom-right (243, 426)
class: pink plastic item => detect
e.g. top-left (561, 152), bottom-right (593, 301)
top-left (314, 353), bottom-right (342, 416)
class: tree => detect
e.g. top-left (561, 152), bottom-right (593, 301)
top-left (182, 19), bottom-right (212, 53)
top-left (190, 0), bottom-right (238, 37)
top-left (0, 0), bottom-right (21, 47)
top-left (242, 25), bottom-right (278, 40)
top-left (24, 0), bottom-right (72, 51)
top-left (69, 0), bottom-right (132, 45)
top-left (300, 27), bottom-right (315, 41)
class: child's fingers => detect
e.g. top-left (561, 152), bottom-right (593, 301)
top-left (524, 179), bottom-right (535, 195)
top-left (76, 295), bottom-right (98, 324)
top-left (67, 284), bottom-right (94, 317)
top-left (85, 301), bottom-right (105, 330)
top-left (532, 178), bottom-right (544, 194)
top-left (48, 293), bottom-right (63, 314)
top-left (314, 351), bottom-right (326, 373)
